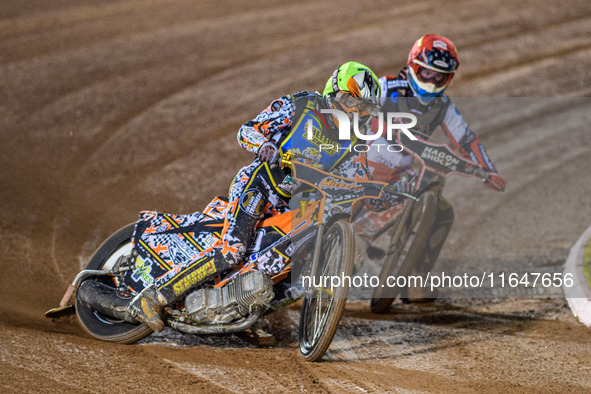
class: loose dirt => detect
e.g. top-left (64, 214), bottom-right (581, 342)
top-left (1, 1), bottom-right (590, 392)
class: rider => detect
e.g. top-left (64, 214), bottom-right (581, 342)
top-left (360, 34), bottom-right (506, 292)
top-left (127, 61), bottom-right (402, 331)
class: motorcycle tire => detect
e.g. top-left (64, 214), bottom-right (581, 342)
top-left (299, 219), bottom-right (355, 361)
top-left (76, 223), bottom-right (153, 344)
top-left (370, 191), bottom-right (438, 314)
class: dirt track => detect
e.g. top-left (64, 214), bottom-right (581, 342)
top-left (2, 1), bottom-right (591, 392)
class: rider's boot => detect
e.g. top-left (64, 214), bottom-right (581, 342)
top-left (127, 284), bottom-right (168, 332)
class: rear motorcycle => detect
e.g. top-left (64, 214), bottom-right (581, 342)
top-left (367, 131), bottom-right (504, 313)
top-left (46, 156), bottom-right (401, 361)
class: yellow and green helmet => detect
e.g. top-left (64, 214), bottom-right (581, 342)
top-left (323, 61), bottom-right (380, 104)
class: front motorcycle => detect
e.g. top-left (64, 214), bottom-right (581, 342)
top-left (46, 155), bottom-right (400, 361)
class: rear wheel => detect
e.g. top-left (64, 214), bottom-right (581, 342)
top-left (299, 220), bottom-right (354, 361)
top-left (370, 191), bottom-right (438, 314)
top-left (76, 224), bottom-right (153, 343)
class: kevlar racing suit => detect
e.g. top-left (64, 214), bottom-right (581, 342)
top-left (152, 91), bottom-right (380, 305)
top-left (374, 67), bottom-right (499, 175)
top-left (360, 67), bottom-right (502, 291)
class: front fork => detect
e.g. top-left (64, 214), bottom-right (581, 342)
top-left (308, 223), bottom-right (325, 282)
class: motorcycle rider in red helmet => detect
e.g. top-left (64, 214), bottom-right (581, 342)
top-left (359, 35), bottom-right (506, 298)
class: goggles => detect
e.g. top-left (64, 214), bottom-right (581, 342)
top-left (334, 91), bottom-right (380, 117)
top-left (416, 66), bottom-right (453, 88)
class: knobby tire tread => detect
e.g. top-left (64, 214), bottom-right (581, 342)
top-left (299, 220), bottom-right (355, 361)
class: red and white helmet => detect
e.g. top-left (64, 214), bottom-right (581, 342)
top-left (406, 34), bottom-right (459, 103)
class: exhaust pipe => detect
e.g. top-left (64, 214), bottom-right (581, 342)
top-left (78, 280), bottom-right (265, 334)
top-left (168, 305), bottom-right (263, 335)
top-left (77, 280), bottom-right (138, 324)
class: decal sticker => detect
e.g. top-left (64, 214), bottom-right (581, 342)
top-left (132, 256), bottom-right (154, 286)
top-left (172, 259), bottom-right (217, 296)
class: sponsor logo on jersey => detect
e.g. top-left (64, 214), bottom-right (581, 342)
top-left (240, 190), bottom-right (265, 216)
top-left (304, 122), bottom-right (338, 155)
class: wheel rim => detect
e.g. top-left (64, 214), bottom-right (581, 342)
top-left (301, 225), bottom-right (343, 351)
top-left (103, 242), bottom-right (133, 270)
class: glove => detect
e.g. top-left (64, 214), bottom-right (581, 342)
top-left (257, 141), bottom-right (279, 164)
top-left (392, 179), bottom-right (414, 194)
top-left (484, 173), bottom-right (506, 192)
top-left (382, 180), bottom-right (414, 204)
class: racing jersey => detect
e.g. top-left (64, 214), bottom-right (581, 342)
top-left (237, 91), bottom-right (395, 210)
top-left (238, 91), bottom-right (372, 181)
top-left (375, 67), bottom-right (499, 176)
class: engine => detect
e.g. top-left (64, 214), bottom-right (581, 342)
top-left (185, 270), bottom-right (274, 324)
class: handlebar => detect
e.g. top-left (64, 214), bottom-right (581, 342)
top-left (382, 183), bottom-right (419, 202)
top-left (286, 152), bottom-right (421, 202)
top-left (474, 169), bottom-right (489, 181)
top-left (474, 169), bottom-right (505, 192)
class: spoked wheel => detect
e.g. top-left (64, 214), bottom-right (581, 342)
top-left (299, 219), bottom-right (355, 361)
top-left (76, 223), bottom-right (153, 343)
top-left (370, 191), bottom-right (438, 314)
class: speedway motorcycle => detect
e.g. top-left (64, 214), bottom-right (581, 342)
top-left (367, 131), bottom-right (504, 313)
top-left (46, 152), bottom-right (405, 361)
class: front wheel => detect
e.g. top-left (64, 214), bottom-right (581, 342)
top-left (370, 191), bottom-right (438, 314)
top-left (75, 223), bottom-right (153, 344)
top-left (299, 220), bottom-right (355, 361)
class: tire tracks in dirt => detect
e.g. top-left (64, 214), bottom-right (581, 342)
top-left (442, 100), bottom-right (591, 261)
top-left (3, 1), bottom-right (591, 392)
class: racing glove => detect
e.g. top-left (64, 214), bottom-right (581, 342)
top-left (484, 173), bottom-right (506, 192)
top-left (257, 141), bottom-right (279, 164)
top-left (382, 179), bottom-right (415, 204)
